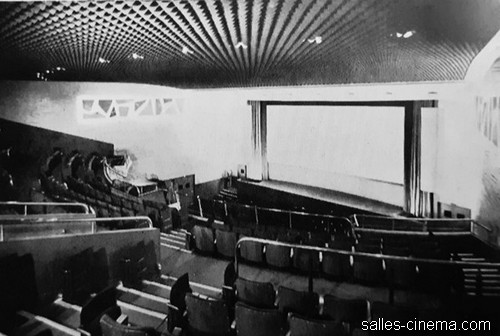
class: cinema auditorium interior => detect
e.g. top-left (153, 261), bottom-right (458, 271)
top-left (2, 0), bottom-right (500, 335)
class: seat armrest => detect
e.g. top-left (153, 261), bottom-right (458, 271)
top-left (167, 303), bottom-right (179, 311)
top-left (76, 328), bottom-right (92, 336)
top-left (116, 314), bottom-right (128, 325)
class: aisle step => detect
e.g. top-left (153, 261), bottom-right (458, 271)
top-left (117, 284), bottom-right (169, 314)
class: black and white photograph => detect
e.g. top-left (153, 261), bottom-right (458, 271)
top-left (0, 0), bottom-right (500, 335)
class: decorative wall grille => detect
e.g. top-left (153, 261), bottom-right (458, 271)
top-left (77, 97), bottom-right (177, 121)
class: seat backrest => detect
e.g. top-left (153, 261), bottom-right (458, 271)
top-left (100, 314), bottom-right (158, 336)
top-left (265, 244), bottom-right (291, 268)
top-left (185, 293), bottom-right (232, 336)
top-left (288, 314), bottom-right (346, 336)
top-left (215, 229), bottom-right (238, 258)
top-left (235, 302), bottom-right (286, 336)
top-left (80, 286), bottom-right (121, 335)
top-left (277, 286), bottom-right (319, 317)
top-left (322, 295), bottom-right (367, 327)
top-left (193, 225), bottom-right (216, 253)
top-left (235, 277), bottom-right (275, 308)
top-left (170, 273), bottom-right (192, 311)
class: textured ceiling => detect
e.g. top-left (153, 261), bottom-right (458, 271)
top-left (1, 0), bottom-right (500, 88)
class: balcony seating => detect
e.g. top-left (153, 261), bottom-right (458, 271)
top-left (235, 302), bottom-right (286, 336)
top-left (235, 277), bottom-right (276, 309)
top-left (185, 293), bottom-right (232, 336)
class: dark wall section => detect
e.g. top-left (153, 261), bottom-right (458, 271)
top-left (0, 118), bottom-right (114, 200)
top-left (195, 178), bottom-right (225, 201)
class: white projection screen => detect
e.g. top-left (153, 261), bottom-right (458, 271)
top-left (267, 105), bottom-right (405, 206)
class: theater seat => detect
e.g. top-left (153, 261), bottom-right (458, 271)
top-left (235, 302), bottom-right (286, 336)
top-left (192, 225), bottom-right (216, 254)
top-left (277, 286), bottom-right (319, 317)
top-left (100, 314), bottom-right (159, 336)
top-left (239, 236), bottom-right (264, 264)
top-left (167, 273), bottom-right (192, 333)
top-left (185, 293), bottom-right (232, 336)
top-left (215, 228), bottom-right (238, 258)
top-left (288, 314), bottom-right (346, 336)
top-left (322, 295), bottom-right (368, 331)
top-left (352, 244), bottom-right (384, 285)
top-left (322, 240), bottom-right (352, 281)
top-left (235, 277), bottom-right (276, 309)
top-left (80, 286), bottom-right (121, 336)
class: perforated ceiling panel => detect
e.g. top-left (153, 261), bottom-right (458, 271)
top-left (1, 0), bottom-right (500, 88)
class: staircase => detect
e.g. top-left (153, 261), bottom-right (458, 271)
top-left (217, 188), bottom-right (238, 201)
top-left (455, 252), bottom-right (500, 297)
top-left (160, 230), bottom-right (189, 252)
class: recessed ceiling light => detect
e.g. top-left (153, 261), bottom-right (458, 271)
top-left (307, 36), bottom-right (322, 44)
top-left (98, 57), bottom-right (110, 63)
top-left (235, 41), bottom-right (248, 49)
top-left (132, 53), bottom-right (144, 60)
top-left (403, 30), bottom-right (415, 38)
top-left (182, 46), bottom-right (193, 55)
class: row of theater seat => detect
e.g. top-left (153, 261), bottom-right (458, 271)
top-left (199, 198), bottom-right (353, 236)
top-left (41, 174), bottom-right (171, 230)
top-left (189, 220), bottom-right (464, 293)
top-left (168, 269), bottom-right (480, 336)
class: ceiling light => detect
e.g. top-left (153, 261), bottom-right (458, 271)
top-left (181, 46), bottom-right (193, 55)
top-left (403, 30), bottom-right (415, 38)
top-left (235, 41), bottom-right (248, 49)
top-left (307, 36), bottom-right (322, 44)
top-left (132, 53), bottom-right (144, 60)
top-left (98, 57), bottom-right (110, 63)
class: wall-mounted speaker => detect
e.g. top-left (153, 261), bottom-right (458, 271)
top-left (237, 164), bottom-right (247, 179)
